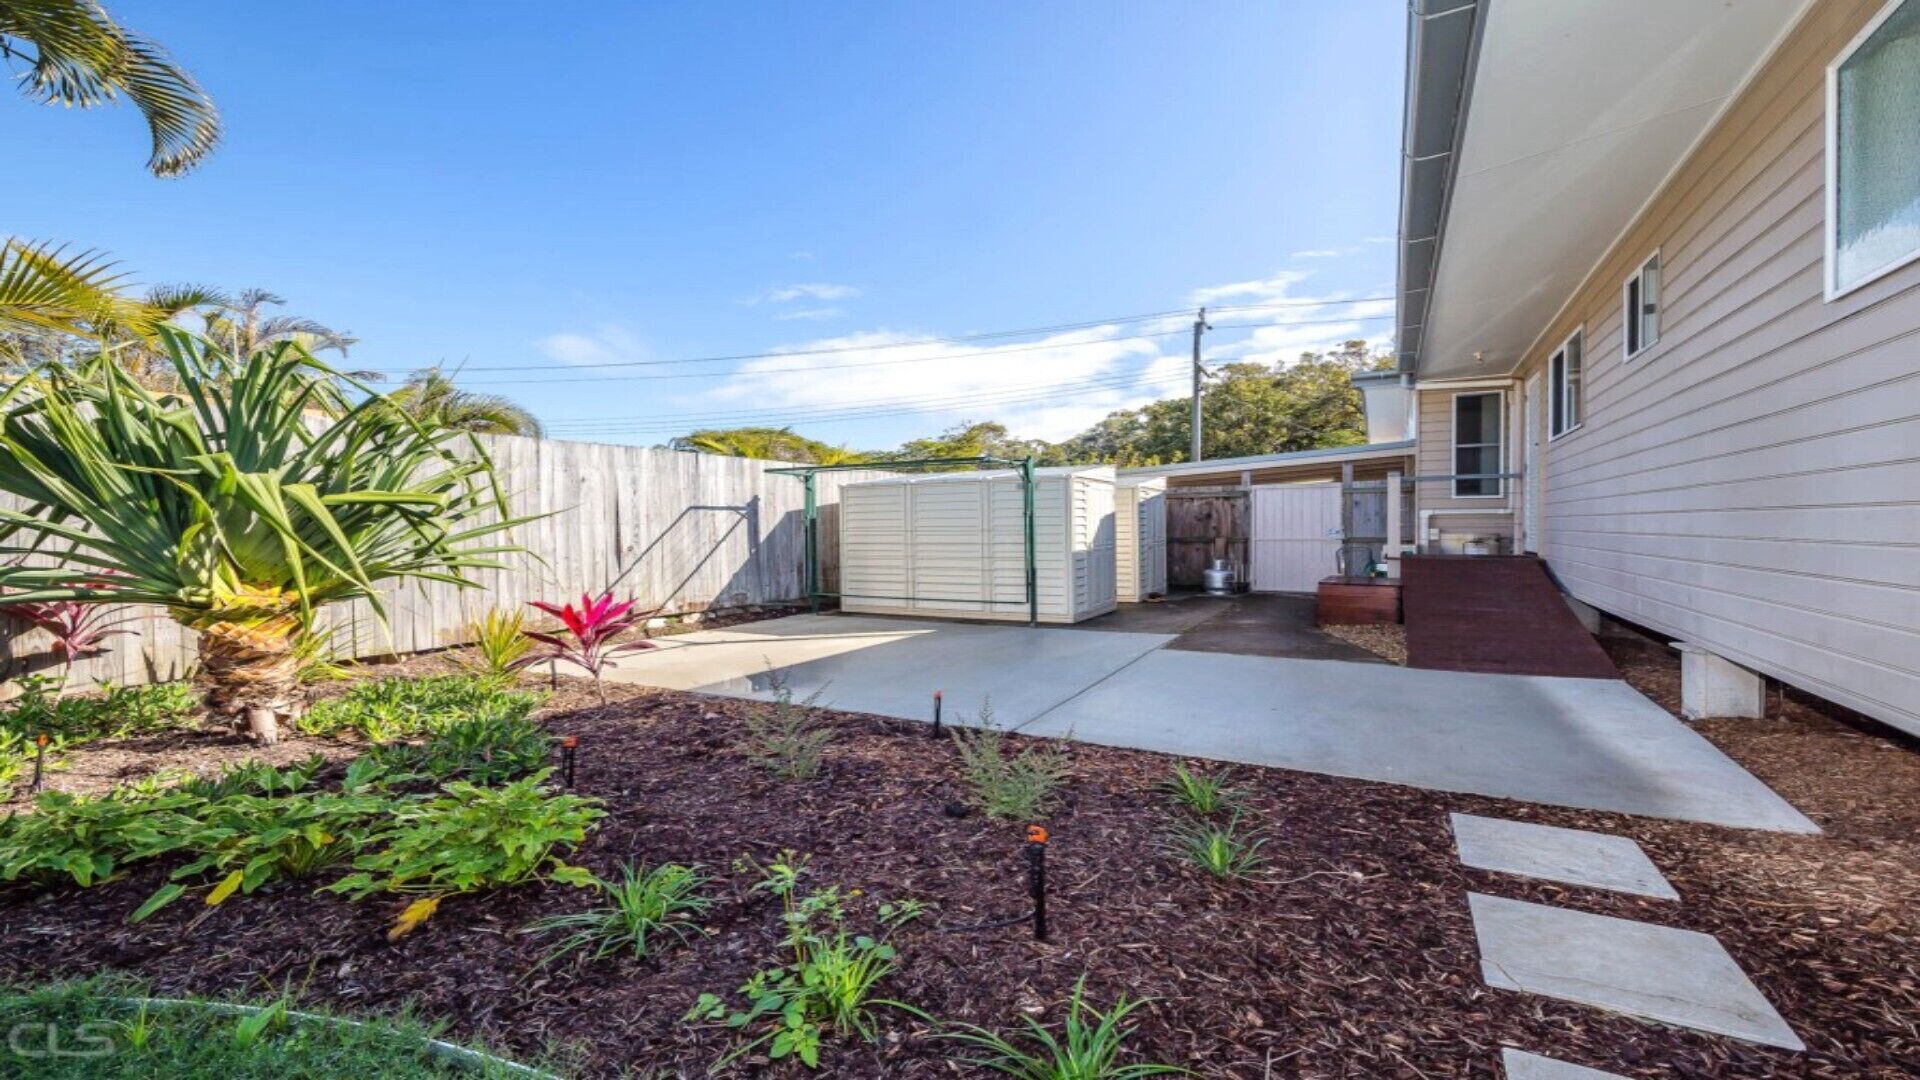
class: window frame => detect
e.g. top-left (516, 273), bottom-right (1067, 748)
top-left (1450, 390), bottom-right (1506, 499)
top-left (1825, 0), bottom-right (1920, 300)
top-left (1621, 251), bottom-right (1661, 360)
top-left (1547, 327), bottom-right (1584, 441)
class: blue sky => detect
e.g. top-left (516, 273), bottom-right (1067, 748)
top-left (6, 1), bottom-right (1404, 448)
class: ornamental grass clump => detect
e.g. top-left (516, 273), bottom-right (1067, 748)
top-left (529, 861), bottom-right (712, 967)
top-left (1163, 811), bottom-right (1268, 881)
top-left (940, 976), bottom-right (1192, 1079)
top-left (1160, 762), bottom-right (1240, 816)
top-left (0, 329), bottom-right (526, 746)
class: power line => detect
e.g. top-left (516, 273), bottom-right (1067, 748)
top-left (455, 313), bottom-right (1394, 387)
top-left (399, 294), bottom-right (1395, 377)
top-left (546, 368), bottom-right (1186, 434)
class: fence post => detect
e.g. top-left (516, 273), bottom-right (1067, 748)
top-left (1385, 471), bottom-right (1403, 577)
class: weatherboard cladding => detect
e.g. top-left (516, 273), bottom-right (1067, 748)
top-left (1425, 1), bottom-right (1920, 735)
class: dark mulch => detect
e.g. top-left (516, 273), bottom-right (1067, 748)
top-left (1, 647), bottom-right (1915, 1077)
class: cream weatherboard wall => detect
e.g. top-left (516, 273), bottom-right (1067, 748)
top-left (1115, 477), bottom-right (1168, 603)
top-left (1495, 0), bottom-right (1920, 736)
top-left (1414, 386), bottom-right (1521, 552)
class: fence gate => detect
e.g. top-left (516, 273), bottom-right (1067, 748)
top-left (1166, 489), bottom-right (1248, 590)
top-left (1249, 483), bottom-right (1344, 593)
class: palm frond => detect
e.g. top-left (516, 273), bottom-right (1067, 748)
top-left (1, 0), bottom-right (222, 176)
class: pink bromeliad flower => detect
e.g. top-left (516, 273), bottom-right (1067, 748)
top-left (523, 591), bottom-right (655, 703)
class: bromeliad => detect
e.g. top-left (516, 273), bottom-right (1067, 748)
top-left (523, 592), bottom-right (654, 703)
top-left (0, 328), bottom-right (530, 745)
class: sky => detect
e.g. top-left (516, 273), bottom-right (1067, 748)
top-left (5, 1), bottom-right (1405, 449)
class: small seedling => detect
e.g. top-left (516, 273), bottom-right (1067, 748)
top-left (951, 702), bottom-right (1071, 820)
top-left (1164, 811), bottom-right (1267, 881)
top-left (741, 668), bottom-right (833, 780)
top-left (528, 861), bottom-right (712, 966)
top-left (1160, 762), bottom-right (1239, 816)
top-left (939, 975), bottom-right (1193, 1078)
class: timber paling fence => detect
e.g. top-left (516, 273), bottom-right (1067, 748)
top-left (0, 435), bottom-right (894, 690)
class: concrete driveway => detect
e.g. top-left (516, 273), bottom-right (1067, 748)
top-left (604, 609), bottom-right (1815, 834)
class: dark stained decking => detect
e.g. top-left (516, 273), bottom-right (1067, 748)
top-left (1401, 555), bottom-right (1619, 679)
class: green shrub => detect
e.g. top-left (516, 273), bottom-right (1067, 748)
top-left (0, 677), bottom-right (197, 744)
top-left (1160, 763), bottom-right (1239, 816)
top-left (132, 787), bottom-right (398, 922)
top-left (951, 704), bottom-right (1071, 820)
top-left (297, 675), bottom-right (541, 743)
top-left (326, 771), bottom-right (600, 902)
top-left (0, 787), bottom-right (203, 888)
top-left (177, 755), bottom-right (327, 801)
top-left (686, 851), bottom-right (923, 1070)
top-left (0, 976), bottom-right (544, 1078)
top-left (460, 608), bottom-right (534, 687)
top-left (368, 712), bottom-right (552, 786)
top-left (1163, 812), bottom-right (1267, 881)
top-left (529, 861), bottom-right (712, 966)
top-left (740, 671), bottom-right (833, 780)
top-left (940, 976), bottom-right (1191, 1079)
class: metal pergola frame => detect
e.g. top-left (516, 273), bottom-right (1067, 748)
top-left (767, 456), bottom-right (1039, 626)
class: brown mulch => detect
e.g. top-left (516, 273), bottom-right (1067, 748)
top-left (1321, 623), bottom-right (1408, 665)
top-left (0, 647), bottom-right (1914, 1077)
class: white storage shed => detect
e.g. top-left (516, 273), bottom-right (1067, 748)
top-left (1114, 476), bottom-right (1167, 603)
top-left (838, 466), bottom-right (1117, 624)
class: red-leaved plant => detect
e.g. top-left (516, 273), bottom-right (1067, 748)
top-left (2, 574), bottom-right (136, 686)
top-left (523, 592), bottom-right (655, 703)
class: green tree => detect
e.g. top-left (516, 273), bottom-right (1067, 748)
top-left (390, 367), bottom-right (545, 438)
top-left (0, 329), bottom-right (525, 744)
top-left (885, 421), bottom-right (1055, 464)
top-left (1, 0), bottom-right (221, 176)
top-left (673, 427), bottom-right (868, 465)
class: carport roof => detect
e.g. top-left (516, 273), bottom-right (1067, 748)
top-left (1118, 440), bottom-right (1414, 485)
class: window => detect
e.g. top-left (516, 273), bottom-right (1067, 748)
top-left (1623, 253), bottom-right (1661, 359)
top-left (1453, 392), bottom-right (1503, 497)
top-left (1828, 0), bottom-right (1920, 297)
top-left (1548, 330), bottom-right (1582, 438)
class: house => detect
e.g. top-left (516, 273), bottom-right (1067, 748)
top-left (1394, 0), bottom-right (1920, 736)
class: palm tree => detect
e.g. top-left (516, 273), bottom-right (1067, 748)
top-left (675, 426), bottom-right (867, 464)
top-left (0, 329), bottom-right (527, 744)
top-left (200, 288), bottom-right (358, 361)
top-left (0, 239), bottom-right (226, 374)
top-left (389, 367), bottom-right (544, 437)
top-left (1, 0), bottom-right (221, 176)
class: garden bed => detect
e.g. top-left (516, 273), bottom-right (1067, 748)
top-left (0, 656), bottom-right (1914, 1077)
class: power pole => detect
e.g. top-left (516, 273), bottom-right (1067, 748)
top-left (1189, 306), bottom-right (1211, 463)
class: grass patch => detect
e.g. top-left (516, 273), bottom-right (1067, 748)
top-left (0, 975), bottom-right (550, 1078)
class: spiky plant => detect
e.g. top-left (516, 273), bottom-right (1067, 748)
top-left (0, 328), bottom-right (527, 744)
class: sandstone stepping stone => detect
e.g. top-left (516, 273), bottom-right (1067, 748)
top-left (1468, 893), bottom-right (1803, 1051)
top-left (1451, 813), bottom-right (1679, 899)
top-left (1502, 1048), bottom-right (1630, 1079)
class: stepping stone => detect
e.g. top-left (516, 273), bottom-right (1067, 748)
top-left (1502, 1048), bottom-right (1629, 1079)
top-left (1451, 813), bottom-right (1679, 900)
top-left (1468, 893), bottom-right (1803, 1051)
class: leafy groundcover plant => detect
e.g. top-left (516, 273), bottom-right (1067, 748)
top-left (297, 675), bottom-right (542, 743)
top-left (0, 976), bottom-right (550, 1079)
top-left (686, 851), bottom-right (926, 1070)
top-left (325, 771), bottom-right (602, 938)
top-left (0, 786), bottom-right (204, 888)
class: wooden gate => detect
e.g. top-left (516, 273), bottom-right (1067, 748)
top-left (1249, 483), bottom-right (1344, 593)
top-left (1166, 489), bottom-right (1248, 590)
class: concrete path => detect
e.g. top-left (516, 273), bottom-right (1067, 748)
top-left (606, 614), bottom-right (1173, 728)
top-left (1469, 893), bottom-right (1804, 1051)
top-left (606, 612), bottom-right (1815, 833)
top-left (1500, 1049), bottom-right (1629, 1079)
top-left (1020, 650), bottom-right (1816, 833)
top-left (1451, 813), bottom-right (1679, 900)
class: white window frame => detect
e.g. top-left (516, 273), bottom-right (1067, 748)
top-left (1450, 390), bottom-right (1505, 499)
top-left (1826, 0), bottom-right (1920, 300)
top-left (1621, 251), bottom-right (1661, 360)
top-left (1547, 327), bottom-right (1584, 441)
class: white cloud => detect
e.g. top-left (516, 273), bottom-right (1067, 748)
top-left (773, 306), bottom-right (847, 321)
top-left (1290, 248), bottom-right (1344, 259)
top-left (1363, 235), bottom-right (1396, 245)
top-left (756, 282), bottom-right (861, 304)
top-left (788, 250), bottom-right (816, 262)
top-left (535, 323), bottom-right (647, 366)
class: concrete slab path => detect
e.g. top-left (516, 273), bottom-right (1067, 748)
top-left (1020, 650), bottom-right (1816, 833)
top-left (1451, 813), bottom-right (1680, 899)
top-left (1469, 893), bottom-right (1804, 1051)
top-left (1500, 1049), bottom-right (1629, 1079)
top-left (606, 613), bottom-right (1816, 833)
top-left (605, 614), bottom-right (1173, 729)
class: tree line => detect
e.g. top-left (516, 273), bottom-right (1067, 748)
top-left (674, 340), bottom-right (1391, 467)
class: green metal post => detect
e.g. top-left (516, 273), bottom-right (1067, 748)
top-left (803, 472), bottom-right (820, 614)
top-left (1022, 456), bottom-right (1037, 627)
